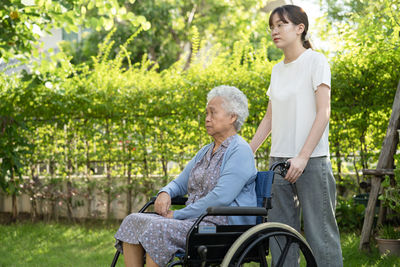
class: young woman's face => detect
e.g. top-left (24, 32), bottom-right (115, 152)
top-left (269, 13), bottom-right (303, 49)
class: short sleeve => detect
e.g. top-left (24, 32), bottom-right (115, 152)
top-left (312, 54), bottom-right (331, 91)
top-left (267, 64), bottom-right (277, 96)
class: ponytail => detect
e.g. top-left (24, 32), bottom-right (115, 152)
top-left (303, 40), bottom-right (312, 49)
top-left (302, 32), bottom-right (313, 49)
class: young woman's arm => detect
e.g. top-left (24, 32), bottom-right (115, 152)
top-left (285, 84), bottom-right (331, 183)
top-left (249, 101), bottom-right (272, 153)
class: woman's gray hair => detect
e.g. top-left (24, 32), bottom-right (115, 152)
top-left (207, 85), bottom-right (249, 131)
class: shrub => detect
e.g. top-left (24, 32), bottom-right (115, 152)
top-left (336, 197), bottom-right (366, 232)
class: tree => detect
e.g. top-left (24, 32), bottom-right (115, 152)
top-left (0, 0), bottom-right (150, 62)
top-left (59, 0), bottom-right (282, 70)
top-left (319, 0), bottom-right (400, 182)
top-left (0, 75), bottom-right (32, 221)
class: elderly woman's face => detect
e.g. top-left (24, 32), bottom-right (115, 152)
top-left (205, 97), bottom-right (236, 138)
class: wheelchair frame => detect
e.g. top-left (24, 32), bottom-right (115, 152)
top-left (111, 162), bottom-right (317, 267)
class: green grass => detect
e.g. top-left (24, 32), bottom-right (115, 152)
top-left (0, 221), bottom-right (125, 267)
top-left (0, 222), bottom-right (399, 267)
top-left (341, 232), bottom-right (400, 267)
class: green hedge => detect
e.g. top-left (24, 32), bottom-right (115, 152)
top-left (1, 31), bottom-right (399, 219)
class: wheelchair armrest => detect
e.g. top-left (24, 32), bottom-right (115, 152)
top-left (148, 196), bottom-right (187, 204)
top-left (206, 206), bottom-right (268, 216)
top-left (171, 196), bottom-right (188, 205)
top-left (139, 196), bottom-right (188, 213)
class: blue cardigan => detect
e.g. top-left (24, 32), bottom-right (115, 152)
top-left (160, 134), bottom-right (257, 225)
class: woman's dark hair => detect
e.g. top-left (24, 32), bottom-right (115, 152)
top-left (269, 5), bottom-right (312, 49)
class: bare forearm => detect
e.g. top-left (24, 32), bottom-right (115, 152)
top-left (298, 85), bottom-right (331, 160)
top-left (284, 85), bottom-right (331, 183)
top-left (298, 110), bottom-right (330, 159)
top-left (250, 104), bottom-right (272, 153)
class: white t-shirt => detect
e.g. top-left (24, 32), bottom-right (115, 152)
top-left (267, 48), bottom-right (331, 158)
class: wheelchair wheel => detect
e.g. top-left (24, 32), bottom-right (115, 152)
top-left (221, 222), bottom-right (317, 267)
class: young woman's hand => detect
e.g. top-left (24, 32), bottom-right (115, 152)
top-left (285, 156), bottom-right (308, 183)
top-left (154, 192), bottom-right (171, 217)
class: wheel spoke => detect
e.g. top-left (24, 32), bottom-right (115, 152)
top-left (235, 234), bottom-right (268, 265)
top-left (257, 241), bottom-right (268, 267)
top-left (275, 236), bottom-right (294, 267)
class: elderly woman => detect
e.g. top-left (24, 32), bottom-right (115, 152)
top-left (114, 85), bottom-right (257, 267)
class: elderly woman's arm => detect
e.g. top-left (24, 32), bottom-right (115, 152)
top-left (173, 144), bottom-right (256, 220)
top-left (154, 157), bottom-right (195, 216)
top-left (158, 157), bottom-right (195, 198)
top-left (155, 145), bottom-right (210, 216)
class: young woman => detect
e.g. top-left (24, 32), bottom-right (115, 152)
top-left (250, 5), bottom-right (343, 266)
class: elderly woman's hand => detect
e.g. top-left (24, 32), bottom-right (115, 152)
top-left (154, 192), bottom-right (171, 217)
top-left (166, 210), bottom-right (174, 219)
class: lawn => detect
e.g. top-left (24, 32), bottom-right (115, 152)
top-left (0, 221), bottom-right (399, 267)
top-left (0, 221), bottom-right (124, 267)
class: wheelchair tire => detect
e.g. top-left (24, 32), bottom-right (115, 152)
top-left (221, 222), bottom-right (317, 267)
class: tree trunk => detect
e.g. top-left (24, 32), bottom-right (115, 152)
top-left (66, 158), bottom-right (75, 223)
top-left (51, 198), bottom-right (58, 223)
top-left (352, 147), bottom-right (361, 194)
top-left (30, 165), bottom-right (38, 222)
top-left (106, 119), bottom-right (112, 220)
top-left (30, 197), bottom-right (38, 222)
top-left (183, 43), bottom-right (193, 71)
top-left (126, 145), bottom-right (133, 215)
top-left (85, 127), bottom-right (92, 219)
top-left (65, 123), bottom-right (75, 223)
top-left (12, 193), bottom-right (17, 221)
top-left (10, 168), bottom-right (18, 222)
top-left (66, 180), bottom-right (75, 223)
top-left (86, 186), bottom-right (92, 219)
top-left (335, 143), bottom-right (345, 196)
top-left (126, 164), bottom-right (132, 215)
top-left (160, 131), bottom-right (168, 184)
top-left (359, 78), bottom-right (400, 251)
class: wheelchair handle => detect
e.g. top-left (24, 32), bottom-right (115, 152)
top-left (270, 161), bottom-right (290, 177)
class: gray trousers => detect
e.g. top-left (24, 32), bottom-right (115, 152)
top-left (268, 156), bottom-right (343, 267)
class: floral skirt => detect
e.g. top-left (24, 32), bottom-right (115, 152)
top-left (115, 213), bottom-right (198, 266)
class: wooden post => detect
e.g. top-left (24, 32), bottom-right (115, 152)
top-left (362, 169), bottom-right (394, 176)
top-left (359, 78), bottom-right (400, 250)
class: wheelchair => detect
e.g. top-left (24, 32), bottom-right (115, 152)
top-left (111, 161), bottom-right (317, 267)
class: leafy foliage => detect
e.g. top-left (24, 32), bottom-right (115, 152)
top-left (377, 224), bottom-right (400, 239)
top-left (336, 197), bottom-right (366, 232)
top-left (379, 155), bottom-right (400, 219)
top-left (59, 0), bottom-right (282, 70)
top-left (325, 0), bottom-right (400, 185)
top-left (0, 30), bottom-right (276, 218)
top-left (1, 0), bottom-right (400, 225)
top-left (0, 0), bottom-right (150, 61)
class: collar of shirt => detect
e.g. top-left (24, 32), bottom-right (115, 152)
top-left (205, 134), bottom-right (236, 161)
top-left (221, 134), bottom-right (236, 148)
